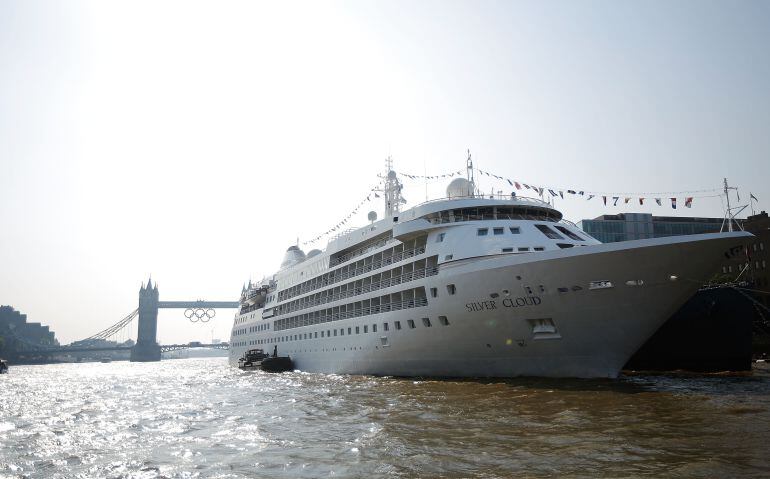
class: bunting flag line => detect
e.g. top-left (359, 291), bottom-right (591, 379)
top-left (388, 165), bottom-right (728, 216)
top-left (301, 181), bottom-right (384, 246)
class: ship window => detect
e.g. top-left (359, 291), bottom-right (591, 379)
top-left (408, 319), bottom-right (416, 329)
top-left (334, 330), bottom-right (337, 336)
top-left (364, 325), bottom-right (368, 333)
top-left (754, 244), bottom-right (758, 251)
top-left (422, 317), bottom-right (431, 327)
top-left (510, 227), bottom-right (520, 234)
top-left (321, 331), bottom-right (325, 337)
top-left (436, 233), bottom-right (446, 243)
top-left (556, 243), bottom-right (574, 249)
top-left (373, 324), bottom-right (378, 333)
top-left (314, 332), bottom-right (318, 338)
top-left (763, 260), bottom-right (767, 269)
top-left (555, 225), bottom-right (584, 241)
top-left (535, 224), bottom-right (564, 239)
top-left (348, 327), bottom-right (352, 335)
top-left (534, 247), bottom-right (545, 251)
top-left (761, 243), bottom-right (765, 251)
top-left (430, 287), bottom-right (438, 298)
top-left (447, 284), bottom-right (456, 295)
top-left (518, 247), bottom-right (529, 252)
top-left (493, 227), bottom-right (504, 235)
top-left (477, 228), bottom-right (489, 236)
top-left (502, 247), bottom-right (513, 253)
top-left (356, 326), bottom-right (360, 334)
top-left (439, 316), bottom-right (449, 326)
top-left (445, 254), bottom-right (453, 261)
top-left (395, 321), bottom-right (402, 330)
top-left (722, 266), bottom-right (727, 274)
top-left (383, 322), bottom-right (389, 331)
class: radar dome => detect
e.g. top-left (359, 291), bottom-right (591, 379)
top-left (446, 178), bottom-right (475, 198)
top-left (306, 249), bottom-right (322, 259)
top-left (367, 211), bottom-right (377, 222)
top-left (280, 245), bottom-right (306, 269)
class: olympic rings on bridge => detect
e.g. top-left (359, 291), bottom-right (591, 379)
top-left (184, 308), bottom-right (216, 323)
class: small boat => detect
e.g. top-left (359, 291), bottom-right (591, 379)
top-left (260, 356), bottom-right (293, 373)
top-left (0, 359), bottom-right (8, 374)
top-left (238, 348), bottom-right (269, 370)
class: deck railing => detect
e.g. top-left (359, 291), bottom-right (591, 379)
top-left (275, 266), bottom-right (438, 317)
top-left (274, 296), bottom-right (429, 331)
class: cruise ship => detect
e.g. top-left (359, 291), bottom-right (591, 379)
top-left (228, 160), bottom-right (752, 378)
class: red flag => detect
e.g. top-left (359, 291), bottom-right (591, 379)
top-left (685, 197), bottom-right (693, 208)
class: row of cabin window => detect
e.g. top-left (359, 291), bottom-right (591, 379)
top-left (246, 315), bottom-right (452, 346)
top-left (475, 224), bottom-right (584, 241)
top-left (475, 226), bottom-right (521, 237)
top-left (236, 313), bottom-right (256, 324)
top-left (279, 236), bottom-right (428, 302)
top-left (248, 323), bottom-right (270, 333)
top-left (275, 256), bottom-right (438, 317)
top-left (724, 260), bottom-right (767, 273)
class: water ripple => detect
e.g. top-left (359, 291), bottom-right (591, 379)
top-left (1, 359), bottom-right (770, 478)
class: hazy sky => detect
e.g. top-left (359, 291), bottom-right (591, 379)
top-left (2, 0), bottom-right (769, 343)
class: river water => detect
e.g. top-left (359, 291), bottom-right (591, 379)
top-left (1, 358), bottom-right (769, 478)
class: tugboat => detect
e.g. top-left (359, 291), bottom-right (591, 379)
top-left (238, 347), bottom-right (293, 373)
top-left (260, 346), bottom-right (294, 373)
top-left (0, 359), bottom-right (8, 374)
top-left (238, 348), bottom-right (269, 370)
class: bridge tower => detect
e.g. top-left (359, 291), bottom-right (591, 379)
top-left (130, 278), bottom-right (162, 362)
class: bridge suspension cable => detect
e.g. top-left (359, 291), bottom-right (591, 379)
top-left (81, 309), bottom-right (139, 342)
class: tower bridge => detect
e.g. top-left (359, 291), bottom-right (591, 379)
top-left (131, 279), bottom-right (239, 361)
top-left (13, 279), bottom-right (238, 362)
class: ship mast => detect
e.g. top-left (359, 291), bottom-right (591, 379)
top-left (466, 149), bottom-right (474, 185)
top-left (382, 156), bottom-right (404, 218)
top-left (724, 178), bottom-right (733, 232)
top-left (721, 178), bottom-right (747, 232)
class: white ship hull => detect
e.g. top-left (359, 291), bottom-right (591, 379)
top-left (229, 232), bottom-right (751, 378)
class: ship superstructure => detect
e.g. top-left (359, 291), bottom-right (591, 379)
top-left (229, 159), bottom-right (752, 378)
